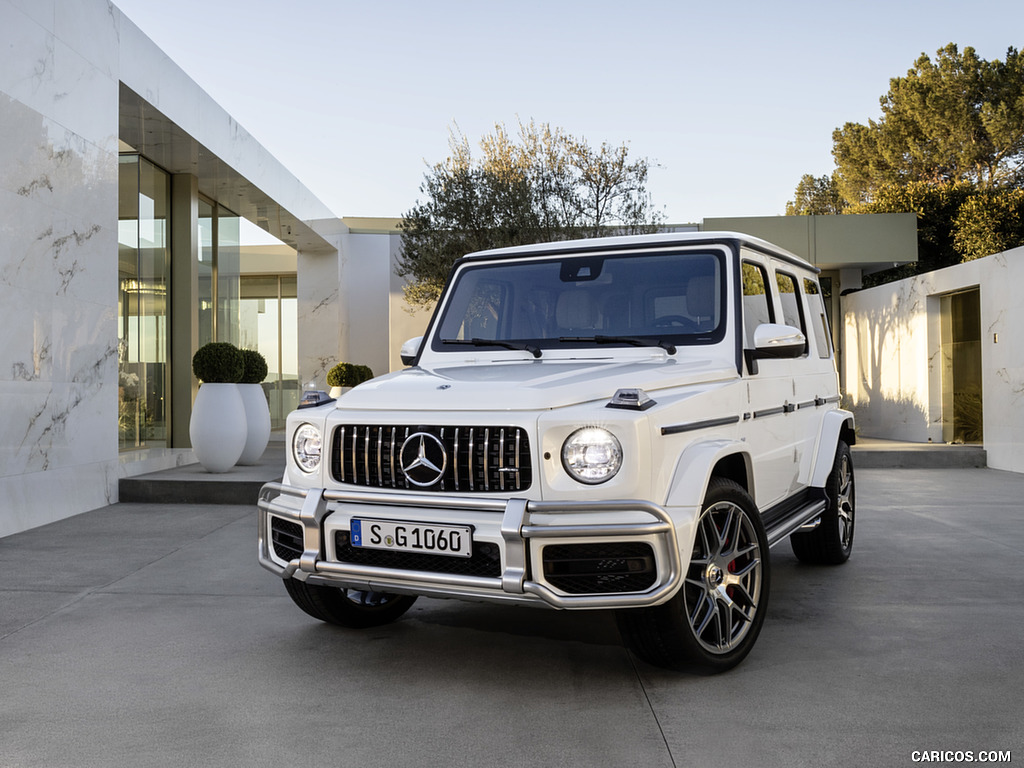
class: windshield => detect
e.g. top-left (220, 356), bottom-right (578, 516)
top-left (432, 248), bottom-right (726, 354)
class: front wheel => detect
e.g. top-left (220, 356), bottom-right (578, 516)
top-left (283, 579), bottom-right (417, 628)
top-left (790, 440), bottom-right (855, 565)
top-left (617, 477), bottom-right (770, 673)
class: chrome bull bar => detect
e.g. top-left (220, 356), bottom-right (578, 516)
top-left (258, 482), bottom-right (684, 609)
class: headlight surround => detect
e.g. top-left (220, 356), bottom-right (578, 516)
top-left (561, 427), bottom-right (623, 485)
top-left (292, 423), bottom-right (322, 473)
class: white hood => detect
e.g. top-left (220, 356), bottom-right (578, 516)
top-left (334, 356), bottom-right (737, 412)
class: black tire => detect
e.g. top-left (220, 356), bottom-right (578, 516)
top-left (283, 579), bottom-right (417, 628)
top-left (790, 441), bottom-right (855, 565)
top-left (617, 477), bottom-right (770, 673)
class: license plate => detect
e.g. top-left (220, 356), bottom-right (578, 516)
top-left (350, 519), bottom-right (473, 558)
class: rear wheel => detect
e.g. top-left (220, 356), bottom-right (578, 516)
top-left (790, 441), bottom-right (855, 565)
top-left (617, 477), bottom-right (770, 673)
top-left (283, 579), bottom-right (417, 628)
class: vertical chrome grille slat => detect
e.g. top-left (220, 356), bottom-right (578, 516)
top-left (482, 428), bottom-right (490, 491)
top-left (351, 427), bottom-right (357, 483)
top-left (514, 429), bottom-right (521, 490)
top-left (498, 428), bottom-right (506, 491)
top-left (376, 427), bottom-right (383, 486)
top-left (389, 427), bottom-right (397, 488)
top-left (453, 427), bottom-right (461, 491)
top-left (339, 427), bottom-right (346, 482)
top-left (363, 427), bottom-right (370, 485)
top-left (468, 428), bottom-right (475, 491)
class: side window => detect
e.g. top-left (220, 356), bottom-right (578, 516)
top-left (741, 261), bottom-right (774, 345)
top-left (803, 278), bottom-right (832, 358)
top-left (775, 272), bottom-right (807, 356)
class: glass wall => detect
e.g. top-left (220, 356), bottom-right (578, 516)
top-left (197, 198), bottom-right (241, 346)
top-left (240, 275), bottom-right (299, 429)
top-left (118, 155), bottom-right (170, 449)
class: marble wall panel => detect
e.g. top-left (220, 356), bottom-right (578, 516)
top-left (1, 1), bottom-right (120, 536)
top-left (54, 0), bottom-right (120, 81)
top-left (297, 248), bottom-right (344, 390)
top-left (0, 460), bottom-right (118, 540)
top-left (0, 3), bottom-right (117, 153)
top-left (5, 0), bottom-right (55, 30)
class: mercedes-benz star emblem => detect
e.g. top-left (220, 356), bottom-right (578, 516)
top-left (399, 432), bottom-right (448, 487)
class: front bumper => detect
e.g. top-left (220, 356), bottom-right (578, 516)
top-left (257, 482), bottom-right (687, 609)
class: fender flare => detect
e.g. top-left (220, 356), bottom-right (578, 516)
top-left (809, 408), bottom-right (856, 487)
top-left (664, 438), bottom-right (753, 510)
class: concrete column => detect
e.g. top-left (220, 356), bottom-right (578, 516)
top-left (170, 173), bottom-right (199, 448)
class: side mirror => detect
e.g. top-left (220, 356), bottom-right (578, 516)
top-left (745, 323), bottom-right (806, 374)
top-left (400, 336), bottom-right (424, 366)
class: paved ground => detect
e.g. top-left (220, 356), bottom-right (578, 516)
top-left (1, 467), bottom-right (1022, 768)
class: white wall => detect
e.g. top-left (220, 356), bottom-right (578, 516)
top-left (843, 246), bottom-right (1024, 472)
top-left (0, 0), bottom-right (121, 537)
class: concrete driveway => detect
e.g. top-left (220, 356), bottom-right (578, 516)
top-left (1, 467), bottom-right (1021, 767)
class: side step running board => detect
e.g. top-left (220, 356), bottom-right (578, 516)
top-left (765, 499), bottom-right (827, 548)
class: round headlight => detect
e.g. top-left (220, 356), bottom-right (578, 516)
top-left (292, 423), bottom-right (322, 473)
top-left (561, 427), bottom-right (623, 484)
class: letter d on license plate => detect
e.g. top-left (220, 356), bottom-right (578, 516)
top-left (351, 519), bottom-right (473, 558)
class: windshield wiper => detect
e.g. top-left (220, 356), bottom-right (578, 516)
top-left (559, 335), bottom-right (677, 355)
top-left (441, 338), bottom-right (542, 358)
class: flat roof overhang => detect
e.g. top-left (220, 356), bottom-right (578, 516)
top-left (118, 83), bottom-right (334, 255)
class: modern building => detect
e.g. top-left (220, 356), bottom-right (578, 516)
top-left (842, 246), bottom-right (1024, 473)
top-left (0, 0), bottom-right (919, 538)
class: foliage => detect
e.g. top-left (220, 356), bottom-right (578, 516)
top-left (397, 120), bottom-right (665, 309)
top-left (192, 342), bottom-right (244, 384)
top-left (327, 362), bottom-right (374, 388)
top-left (785, 173), bottom-right (847, 215)
top-left (953, 188), bottom-right (1024, 261)
top-left (239, 348), bottom-right (269, 384)
top-left (832, 44), bottom-right (1024, 205)
top-left (788, 44), bottom-right (1024, 284)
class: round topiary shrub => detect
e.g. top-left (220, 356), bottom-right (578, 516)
top-left (327, 362), bottom-right (375, 388)
top-left (192, 342), bottom-right (244, 384)
top-left (240, 348), bottom-right (269, 384)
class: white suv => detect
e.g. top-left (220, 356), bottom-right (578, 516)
top-left (258, 232), bottom-right (856, 672)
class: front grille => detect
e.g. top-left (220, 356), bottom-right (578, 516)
top-left (330, 424), bottom-right (532, 493)
top-left (542, 542), bottom-right (657, 594)
top-left (270, 517), bottom-right (303, 562)
top-left (334, 531), bottom-right (501, 578)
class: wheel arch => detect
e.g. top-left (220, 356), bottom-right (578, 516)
top-left (810, 408), bottom-right (856, 488)
top-left (664, 438), bottom-right (754, 510)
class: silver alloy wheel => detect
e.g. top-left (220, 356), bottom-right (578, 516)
top-left (836, 453), bottom-right (854, 551)
top-left (684, 500), bottom-right (764, 654)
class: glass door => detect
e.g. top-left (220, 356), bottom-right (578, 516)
top-left (940, 289), bottom-right (983, 444)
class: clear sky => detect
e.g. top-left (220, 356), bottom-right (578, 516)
top-left (114, 0), bottom-right (1022, 224)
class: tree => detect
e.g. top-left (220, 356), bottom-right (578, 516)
top-left (832, 44), bottom-right (1024, 205)
top-left (785, 173), bottom-right (847, 215)
top-left (953, 188), bottom-right (1024, 261)
top-left (397, 120), bottom-right (664, 309)
top-left (787, 44), bottom-right (1024, 279)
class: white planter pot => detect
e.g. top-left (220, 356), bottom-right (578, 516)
top-left (237, 383), bottom-right (271, 465)
top-left (189, 383), bottom-right (246, 473)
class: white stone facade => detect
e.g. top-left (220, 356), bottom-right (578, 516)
top-left (1, 0), bottom-right (122, 536)
top-left (842, 246), bottom-right (1024, 473)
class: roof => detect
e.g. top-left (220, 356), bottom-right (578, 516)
top-left (461, 231), bottom-right (817, 272)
